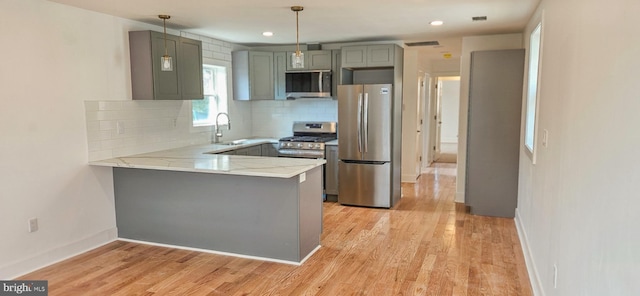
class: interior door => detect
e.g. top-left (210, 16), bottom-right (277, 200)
top-left (415, 76), bottom-right (425, 176)
top-left (433, 79), bottom-right (443, 161)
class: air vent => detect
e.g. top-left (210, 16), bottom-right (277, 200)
top-left (472, 16), bottom-right (488, 21)
top-left (405, 41), bottom-right (440, 47)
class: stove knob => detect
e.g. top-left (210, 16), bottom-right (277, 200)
top-left (307, 143), bottom-right (314, 148)
top-left (315, 143), bottom-right (321, 148)
top-left (296, 143), bottom-right (303, 148)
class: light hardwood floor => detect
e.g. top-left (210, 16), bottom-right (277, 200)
top-left (19, 163), bottom-right (532, 295)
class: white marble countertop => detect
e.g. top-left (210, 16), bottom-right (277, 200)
top-left (89, 139), bottom-right (326, 179)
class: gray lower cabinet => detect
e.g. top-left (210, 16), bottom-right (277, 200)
top-left (234, 146), bottom-right (261, 156)
top-left (217, 143), bottom-right (278, 157)
top-left (232, 51), bottom-right (274, 100)
top-left (247, 145), bottom-right (262, 156)
top-left (341, 44), bottom-right (395, 68)
top-left (113, 166), bottom-right (323, 263)
top-left (325, 145), bottom-right (339, 197)
top-left (261, 143), bottom-right (279, 157)
top-left (129, 30), bottom-right (203, 100)
top-left (234, 148), bottom-right (249, 155)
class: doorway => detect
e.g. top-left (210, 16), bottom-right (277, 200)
top-left (432, 76), bottom-right (460, 163)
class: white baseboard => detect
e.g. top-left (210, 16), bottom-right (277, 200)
top-left (515, 209), bottom-right (544, 296)
top-left (117, 238), bottom-right (317, 266)
top-left (455, 191), bottom-right (465, 203)
top-left (401, 173), bottom-right (418, 183)
top-left (1, 228), bottom-right (118, 279)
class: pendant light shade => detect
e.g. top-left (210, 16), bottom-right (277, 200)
top-left (291, 6), bottom-right (304, 69)
top-left (159, 15), bottom-right (173, 72)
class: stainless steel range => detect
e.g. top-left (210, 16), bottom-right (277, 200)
top-left (278, 122), bottom-right (337, 158)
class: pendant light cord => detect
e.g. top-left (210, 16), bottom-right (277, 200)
top-left (295, 10), bottom-right (300, 55)
top-left (163, 18), bottom-right (168, 56)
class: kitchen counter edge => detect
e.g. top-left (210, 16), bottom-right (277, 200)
top-left (89, 138), bottom-right (326, 179)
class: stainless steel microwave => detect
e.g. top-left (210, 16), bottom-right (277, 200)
top-left (285, 70), bottom-right (332, 99)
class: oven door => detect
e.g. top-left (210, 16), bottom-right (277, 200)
top-left (277, 148), bottom-right (325, 159)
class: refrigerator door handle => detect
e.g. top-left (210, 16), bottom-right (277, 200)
top-left (363, 92), bottom-right (369, 153)
top-left (357, 93), bottom-right (363, 153)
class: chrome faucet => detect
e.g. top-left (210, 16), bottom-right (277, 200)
top-left (213, 112), bottom-right (231, 143)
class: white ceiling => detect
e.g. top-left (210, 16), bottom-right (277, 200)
top-left (47, 0), bottom-right (540, 60)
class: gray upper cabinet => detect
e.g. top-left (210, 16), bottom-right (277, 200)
top-left (331, 49), bottom-right (341, 99)
top-left (129, 31), bottom-right (203, 100)
top-left (307, 50), bottom-right (332, 70)
top-left (274, 52), bottom-right (287, 100)
top-left (179, 38), bottom-right (205, 100)
top-left (232, 51), bottom-right (274, 100)
top-left (286, 50), bottom-right (332, 71)
top-left (341, 44), bottom-right (395, 68)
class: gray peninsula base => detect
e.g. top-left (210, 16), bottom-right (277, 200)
top-left (113, 166), bottom-right (323, 264)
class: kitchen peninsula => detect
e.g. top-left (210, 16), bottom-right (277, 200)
top-left (90, 140), bottom-right (324, 264)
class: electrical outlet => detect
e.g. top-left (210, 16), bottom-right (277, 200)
top-left (172, 118), bottom-right (177, 127)
top-left (553, 264), bottom-right (558, 288)
top-left (542, 129), bottom-right (549, 148)
top-left (299, 172), bottom-right (306, 183)
top-left (28, 218), bottom-right (38, 233)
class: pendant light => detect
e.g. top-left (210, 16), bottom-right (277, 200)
top-left (159, 15), bottom-right (173, 72)
top-left (291, 6), bottom-right (304, 69)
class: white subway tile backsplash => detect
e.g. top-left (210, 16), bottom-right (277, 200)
top-left (99, 121), bottom-right (115, 131)
top-left (84, 101), bottom-right (99, 112)
top-left (85, 99), bottom-right (209, 161)
top-left (249, 99), bottom-right (338, 138)
top-left (202, 51), bottom-right (214, 59)
top-left (85, 121), bottom-right (100, 131)
top-left (98, 101), bottom-right (122, 111)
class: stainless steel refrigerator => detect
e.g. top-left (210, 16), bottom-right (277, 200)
top-left (337, 84), bottom-right (401, 208)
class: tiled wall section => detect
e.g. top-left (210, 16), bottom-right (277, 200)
top-left (251, 99), bottom-right (338, 138)
top-left (85, 32), bottom-right (234, 161)
top-left (85, 100), bottom-right (211, 161)
top-left (180, 32), bottom-right (233, 62)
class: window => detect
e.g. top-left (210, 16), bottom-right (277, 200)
top-left (524, 23), bottom-right (542, 160)
top-left (192, 64), bottom-right (228, 127)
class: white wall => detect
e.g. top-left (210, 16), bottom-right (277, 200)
top-left (456, 33), bottom-right (523, 203)
top-left (401, 49), bottom-right (430, 182)
top-left (0, 0), bottom-right (252, 278)
top-left (439, 78), bottom-right (460, 143)
top-left (516, 0), bottom-right (640, 295)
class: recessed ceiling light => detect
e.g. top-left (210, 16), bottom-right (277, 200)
top-left (262, 32), bottom-right (274, 37)
top-left (430, 20), bottom-right (444, 26)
